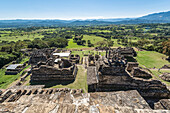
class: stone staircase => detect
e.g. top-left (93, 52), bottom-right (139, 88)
top-left (0, 89), bottom-right (169, 113)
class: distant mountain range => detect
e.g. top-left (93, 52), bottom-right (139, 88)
top-left (1, 11), bottom-right (170, 28)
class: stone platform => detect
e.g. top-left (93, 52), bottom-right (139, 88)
top-left (0, 89), bottom-right (170, 113)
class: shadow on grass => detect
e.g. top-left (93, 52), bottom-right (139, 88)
top-left (30, 79), bottom-right (75, 88)
top-left (166, 57), bottom-right (170, 62)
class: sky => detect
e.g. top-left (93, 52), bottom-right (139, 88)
top-left (0, 0), bottom-right (170, 20)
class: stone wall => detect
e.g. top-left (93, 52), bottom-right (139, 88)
top-left (87, 57), bottom-right (170, 99)
top-left (88, 54), bottom-right (101, 66)
top-left (161, 64), bottom-right (170, 69)
top-left (159, 73), bottom-right (170, 82)
top-left (95, 75), bottom-right (170, 99)
top-left (131, 67), bottom-right (152, 79)
top-left (154, 99), bottom-right (170, 110)
top-left (101, 67), bottom-right (127, 75)
top-left (126, 62), bottom-right (139, 72)
top-left (31, 65), bottom-right (77, 81)
top-left (29, 50), bottom-right (48, 65)
top-left (106, 47), bottom-right (137, 58)
top-left (118, 47), bottom-right (137, 57)
top-left (69, 54), bottom-right (80, 64)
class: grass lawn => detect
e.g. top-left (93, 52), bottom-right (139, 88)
top-left (66, 35), bottom-right (105, 49)
top-left (135, 51), bottom-right (170, 68)
top-left (66, 39), bottom-right (88, 49)
top-left (151, 70), bottom-right (170, 85)
top-left (66, 35), bottom-right (123, 49)
top-left (0, 34), bottom-right (44, 42)
top-left (52, 65), bottom-right (88, 93)
top-left (0, 28), bottom-right (57, 42)
top-left (0, 65), bottom-right (31, 89)
top-left (82, 35), bottom-right (105, 44)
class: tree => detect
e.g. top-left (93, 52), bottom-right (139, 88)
top-left (87, 40), bottom-right (94, 47)
top-left (117, 39), bottom-right (120, 44)
top-left (162, 39), bottom-right (170, 58)
top-left (95, 40), bottom-right (107, 47)
top-left (106, 39), bottom-right (114, 47)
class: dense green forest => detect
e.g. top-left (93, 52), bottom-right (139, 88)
top-left (0, 23), bottom-right (170, 68)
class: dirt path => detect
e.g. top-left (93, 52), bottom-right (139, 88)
top-left (22, 75), bottom-right (31, 86)
top-left (7, 67), bottom-right (31, 88)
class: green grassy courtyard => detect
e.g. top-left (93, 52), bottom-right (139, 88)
top-left (135, 51), bottom-right (169, 68)
top-left (52, 65), bottom-right (88, 93)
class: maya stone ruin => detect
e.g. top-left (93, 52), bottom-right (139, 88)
top-left (87, 47), bottom-right (170, 110)
top-left (0, 47), bottom-right (169, 113)
top-left (29, 48), bottom-right (78, 82)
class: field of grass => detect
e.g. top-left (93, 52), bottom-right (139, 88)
top-left (135, 51), bottom-right (170, 68)
top-left (0, 28), bottom-right (58, 42)
top-left (0, 65), bottom-right (31, 89)
top-left (0, 34), bottom-right (44, 42)
top-left (66, 35), bottom-right (123, 49)
top-left (52, 65), bottom-right (88, 92)
top-left (151, 70), bottom-right (170, 85)
top-left (66, 39), bottom-right (88, 49)
top-left (66, 35), bottom-right (105, 49)
top-left (83, 35), bottom-right (104, 44)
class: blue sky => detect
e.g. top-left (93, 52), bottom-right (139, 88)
top-left (0, 0), bottom-right (170, 20)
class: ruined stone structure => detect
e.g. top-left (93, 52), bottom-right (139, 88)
top-left (0, 86), bottom-right (170, 112)
top-left (159, 73), bottom-right (170, 82)
top-left (117, 47), bottom-right (137, 57)
top-left (126, 62), bottom-right (139, 72)
top-left (69, 54), bottom-right (80, 64)
top-left (154, 99), bottom-right (170, 110)
top-left (161, 64), bottom-right (170, 69)
top-left (31, 58), bottom-right (78, 81)
top-left (5, 64), bottom-right (24, 75)
top-left (95, 47), bottom-right (109, 51)
top-left (106, 47), bottom-right (137, 58)
top-left (87, 48), bottom-right (170, 105)
top-left (29, 48), bottom-right (54, 65)
top-left (130, 67), bottom-right (153, 79)
top-left (29, 49), bottom-right (78, 82)
top-left (88, 54), bottom-right (101, 66)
